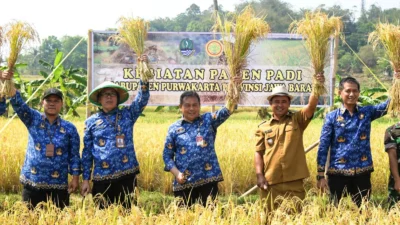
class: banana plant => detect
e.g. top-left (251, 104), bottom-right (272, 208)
top-left (39, 49), bottom-right (87, 117)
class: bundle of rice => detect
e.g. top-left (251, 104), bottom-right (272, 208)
top-left (113, 17), bottom-right (153, 83)
top-left (368, 23), bottom-right (400, 115)
top-left (216, 6), bottom-right (270, 112)
top-left (289, 11), bottom-right (343, 97)
top-left (0, 21), bottom-right (38, 98)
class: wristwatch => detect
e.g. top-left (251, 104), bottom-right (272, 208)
top-left (316, 175), bottom-right (325, 180)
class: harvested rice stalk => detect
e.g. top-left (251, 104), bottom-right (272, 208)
top-left (289, 11), bottom-right (343, 97)
top-left (369, 22), bottom-right (400, 115)
top-left (1, 21), bottom-right (38, 98)
top-left (112, 17), bottom-right (153, 83)
top-left (216, 6), bottom-right (270, 112)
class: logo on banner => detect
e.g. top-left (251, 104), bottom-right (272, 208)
top-left (179, 38), bottom-right (195, 56)
top-left (205, 40), bottom-right (223, 57)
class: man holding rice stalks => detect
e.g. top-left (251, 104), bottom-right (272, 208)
top-left (317, 76), bottom-right (392, 207)
top-left (254, 76), bottom-right (324, 212)
top-left (163, 79), bottom-right (241, 207)
top-left (1, 70), bottom-right (81, 209)
top-left (80, 56), bottom-right (150, 209)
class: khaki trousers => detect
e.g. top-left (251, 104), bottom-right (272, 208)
top-left (260, 179), bottom-right (305, 212)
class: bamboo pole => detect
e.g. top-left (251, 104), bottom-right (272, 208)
top-left (238, 140), bottom-right (320, 198)
top-left (86, 29), bottom-right (93, 118)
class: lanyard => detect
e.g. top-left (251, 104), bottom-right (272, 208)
top-left (102, 110), bottom-right (121, 134)
top-left (43, 117), bottom-right (59, 144)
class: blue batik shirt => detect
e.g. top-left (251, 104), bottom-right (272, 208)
top-left (163, 107), bottom-right (231, 192)
top-left (10, 92), bottom-right (81, 190)
top-left (0, 97), bottom-right (6, 115)
top-left (317, 100), bottom-right (389, 176)
top-left (82, 81), bottom-right (150, 182)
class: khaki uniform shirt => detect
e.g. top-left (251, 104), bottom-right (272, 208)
top-left (255, 109), bottom-right (311, 185)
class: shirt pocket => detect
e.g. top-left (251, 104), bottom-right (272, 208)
top-left (264, 130), bottom-right (277, 153)
top-left (284, 121), bottom-right (298, 142)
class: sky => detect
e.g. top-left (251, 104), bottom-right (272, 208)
top-left (0, 0), bottom-right (398, 39)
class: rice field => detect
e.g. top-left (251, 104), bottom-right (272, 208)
top-left (0, 107), bottom-right (400, 224)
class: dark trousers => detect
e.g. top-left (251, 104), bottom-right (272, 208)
top-left (22, 185), bottom-right (69, 209)
top-left (92, 176), bottom-right (137, 209)
top-left (328, 173), bottom-right (371, 207)
top-left (174, 182), bottom-right (219, 207)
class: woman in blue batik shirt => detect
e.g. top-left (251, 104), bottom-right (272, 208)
top-left (163, 76), bottom-right (242, 207)
top-left (81, 56), bottom-right (150, 208)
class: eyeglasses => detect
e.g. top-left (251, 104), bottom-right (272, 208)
top-left (100, 92), bottom-right (117, 97)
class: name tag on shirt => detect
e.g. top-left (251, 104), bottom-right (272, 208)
top-left (196, 135), bottom-right (204, 146)
top-left (116, 135), bottom-right (126, 148)
top-left (46, 144), bottom-right (55, 157)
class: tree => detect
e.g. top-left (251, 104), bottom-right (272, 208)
top-left (60, 35), bottom-right (87, 70)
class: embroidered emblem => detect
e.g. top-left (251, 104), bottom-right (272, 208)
top-left (337, 136), bottom-right (346, 143)
top-left (359, 113), bottom-right (365, 120)
top-left (180, 147), bottom-right (187, 154)
top-left (31, 167), bottom-right (37, 174)
top-left (336, 116), bottom-right (345, 123)
top-left (56, 148), bottom-right (62, 156)
top-left (102, 161), bottom-right (109, 169)
top-left (267, 138), bottom-right (274, 145)
top-left (205, 163), bottom-right (212, 171)
top-left (360, 133), bottom-right (367, 140)
top-left (35, 143), bottom-right (41, 151)
top-left (141, 85), bottom-right (147, 91)
top-left (176, 127), bottom-right (185, 134)
top-left (184, 170), bottom-right (191, 177)
top-left (40, 122), bottom-right (45, 129)
top-left (99, 139), bottom-right (105, 147)
top-left (201, 140), bottom-right (208, 148)
top-left (122, 155), bottom-right (129, 163)
top-left (338, 158), bottom-right (347, 164)
top-left (95, 119), bottom-right (103, 126)
top-left (361, 155), bottom-right (368, 161)
top-left (167, 143), bottom-right (173, 149)
top-left (212, 113), bottom-right (217, 120)
top-left (60, 127), bottom-right (66, 133)
top-left (51, 171), bottom-right (60, 178)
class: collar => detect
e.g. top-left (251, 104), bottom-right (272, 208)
top-left (101, 108), bottom-right (118, 115)
top-left (339, 104), bottom-right (359, 115)
top-left (270, 111), bottom-right (293, 123)
top-left (179, 115), bottom-right (202, 125)
top-left (41, 114), bottom-right (61, 126)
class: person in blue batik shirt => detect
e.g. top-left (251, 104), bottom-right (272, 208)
top-left (316, 76), bottom-right (395, 207)
top-left (163, 77), bottom-right (242, 207)
top-left (81, 62), bottom-right (150, 208)
top-left (2, 70), bottom-right (81, 209)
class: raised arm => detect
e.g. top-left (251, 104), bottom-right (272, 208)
top-left (303, 73), bottom-right (325, 119)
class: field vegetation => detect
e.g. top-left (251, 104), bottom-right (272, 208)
top-left (1, 107), bottom-right (400, 224)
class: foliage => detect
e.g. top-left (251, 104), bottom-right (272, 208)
top-left (38, 49), bottom-right (87, 118)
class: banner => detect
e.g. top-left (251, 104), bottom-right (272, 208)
top-left (89, 31), bottom-right (334, 106)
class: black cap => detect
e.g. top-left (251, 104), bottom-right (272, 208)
top-left (42, 88), bottom-right (63, 100)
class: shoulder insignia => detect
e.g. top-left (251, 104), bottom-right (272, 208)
top-left (176, 127), bottom-right (185, 134)
top-left (56, 148), bottom-right (63, 156)
top-left (122, 155), bottom-right (129, 163)
top-left (51, 171), bottom-right (60, 178)
top-left (60, 127), bottom-right (66, 133)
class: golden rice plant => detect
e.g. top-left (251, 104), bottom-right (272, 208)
top-left (112, 17), bottom-right (153, 83)
top-left (289, 11), bottom-right (343, 97)
top-left (0, 21), bottom-right (38, 98)
top-left (215, 6), bottom-right (270, 111)
top-left (368, 22), bottom-right (400, 115)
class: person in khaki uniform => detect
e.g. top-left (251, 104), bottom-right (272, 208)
top-left (254, 74), bottom-right (324, 211)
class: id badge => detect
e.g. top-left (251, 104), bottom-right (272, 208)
top-left (46, 144), bottom-right (55, 157)
top-left (116, 135), bottom-right (126, 148)
top-left (196, 135), bottom-right (204, 146)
